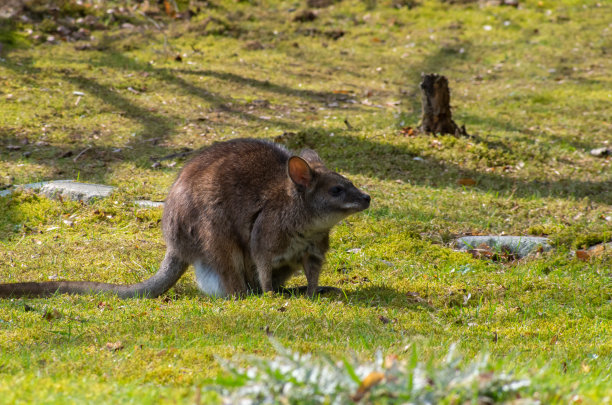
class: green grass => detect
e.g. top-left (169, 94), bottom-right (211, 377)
top-left (1, 0), bottom-right (611, 403)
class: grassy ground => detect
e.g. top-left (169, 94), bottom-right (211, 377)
top-left (0, 0), bottom-right (611, 403)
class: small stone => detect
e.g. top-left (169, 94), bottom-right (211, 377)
top-left (134, 200), bottom-right (165, 208)
top-left (105, 341), bottom-right (124, 351)
top-left (57, 25), bottom-right (71, 36)
top-left (1, 182), bottom-right (49, 197)
top-left (501, 0), bottom-right (519, 7)
top-left (586, 242), bottom-right (612, 256)
top-left (293, 10), bottom-right (317, 22)
top-left (244, 41), bottom-right (265, 50)
top-left (40, 180), bottom-right (115, 203)
top-left (455, 235), bottom-right (552, 259)
top-left (250, 99), bottom-right (270, 108)
top-left (590, 147), bottom-right (611, 157)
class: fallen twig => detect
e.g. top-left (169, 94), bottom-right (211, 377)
top-left (151, 149), bottom-right (194, 162)
top-left (73, 147), bottom-right (92, 162)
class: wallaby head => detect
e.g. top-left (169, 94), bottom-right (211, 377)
top-left (288, 149), bottom-right (370, 231)
top-left (0, 139), bottom-right (370, 299)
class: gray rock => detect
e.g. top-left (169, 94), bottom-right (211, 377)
top-left (20, 182), bottom-right (49, 190)
top-left (0, 181), bottom-right (50, 197)
top-left (1, 181), bottom-right (162, 208)
top-left (40, 180), bottom-right (115, 202)
top-left (134, 200), bottom-right (165, 208)
top-left (454, 235), bottom-right (552, 258)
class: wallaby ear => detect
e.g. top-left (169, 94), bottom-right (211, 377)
top-left (299, 149), bottom-right (323, 165)
top-left (288, 156), bottom-right (313, 188)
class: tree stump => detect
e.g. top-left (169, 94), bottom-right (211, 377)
top-left (419, 73), bottom-right (467, 136)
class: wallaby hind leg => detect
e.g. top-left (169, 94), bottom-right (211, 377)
top-left (194, 245), bottom-right (250, 297)
top-left (193, 259), bottom-right (226, 297)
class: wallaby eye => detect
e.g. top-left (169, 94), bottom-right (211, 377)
top-left (329, 186), bottom-right (344, 196)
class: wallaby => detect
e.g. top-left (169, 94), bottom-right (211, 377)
top-left (0, 138), bottom-right (371, 298)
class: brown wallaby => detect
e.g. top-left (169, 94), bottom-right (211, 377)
top-left (0, 138), bottom-right (370, 299)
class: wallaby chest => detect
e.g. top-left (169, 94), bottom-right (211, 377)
top-left (271, 233), bottom-right (325, 268)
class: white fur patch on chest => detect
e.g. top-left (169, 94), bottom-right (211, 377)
top-left (194, 260), bottom-right (226, 297)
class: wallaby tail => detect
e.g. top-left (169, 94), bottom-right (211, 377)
top-left (0, 251), bottom-right (188, 299)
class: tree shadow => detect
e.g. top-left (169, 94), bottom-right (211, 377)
top-left (63, 74), bottom-right (177, 142)
top-left (174, 68), bottom-right (349, 102)
top-left (166, 281), bottom-right (427, 310)
top-left (343, 284), bottom-right (436, 310)
top-left (0, 50), bottom-right (283, 184)
top-left (0, 36), bottom-right (372, 183)
top-left (0, 126), bottom-right (192, 196)
top-left (85, 35), bottom-right (364, 127)
top-left (0, 53), bottom-right (182, 149)
top-left (2, 26), bottom-right (609, 207)
top-left (0, 56), bottom-right (190, 171)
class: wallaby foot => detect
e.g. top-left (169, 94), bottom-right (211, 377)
top-left (278, 285), bottom-right (343, 296)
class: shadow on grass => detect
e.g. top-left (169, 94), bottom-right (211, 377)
top-left (0, 40), bottom-right (362, 185)
top-left (1, 36), bottom-right (609, 205)
top-left (86, 34), bottom-right (362, 124)
top-left (174, 68), bottom-right (348, 102)
top-left (344, 284), bottom-right (436, 310)
top-left (0, 127), bottom-right (191, 184)
top-left (168, 282), bottom-right (425, 310)
top-left (283, 129), bottom-right (612, 204)
top-left (64, 74), bottom-right (176, 141)
top-left (0, 53), bottom-right (186, 172)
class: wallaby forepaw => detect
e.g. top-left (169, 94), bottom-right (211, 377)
top-left (315, 286), bottom-right (343, 295)
top-left (278, 285), bottom-right (343, 297)
top-left (307, 285), bottom-right (343, 297)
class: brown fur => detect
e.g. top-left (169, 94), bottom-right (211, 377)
top-left (0, 139), bottom-right (370, 298)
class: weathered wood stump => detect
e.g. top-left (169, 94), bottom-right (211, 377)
top-left (419, 73), bottom-right (467, 136)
